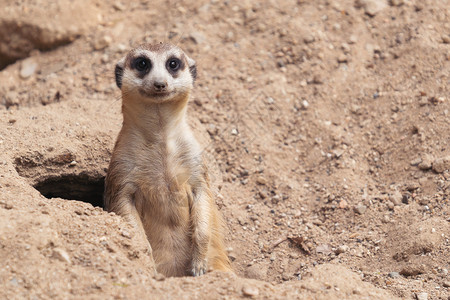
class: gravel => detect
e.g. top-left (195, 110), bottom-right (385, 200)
top-left (20, 58), bottom-right (38, 79)
top-left (242, 285), bottom-right (259, 297)
top-left (354, 204), bottom-right (367, 215)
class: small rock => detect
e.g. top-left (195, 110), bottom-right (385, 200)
top-left (189, 31), bottom-right (206, 44)
top-left (400, 265), bottom-right (425, 276)
top-left (335, 245), bottom-right (349, 255)
top-left (242, 285), bottom-right (259, 297)
top-left (387, 201), bottom-right (394, 210)
top-left (20, 58), bottom-right (38, 79)
top-left (52, 248), bottom-right (71, 264)
top-left (256, 176), bottom-right (267, 185)
top-left (121, 229), bottom-right (131, 239)
top-left (3, 91), bottom-right (19, 108)
top-left (410, 157), bottom-right (422, 166)
top-left (333, 149), bottom-right (345, 158)
top-left (303, 34), bottom-right (315, 44)
top-left (231, 128), bottom-right (238, 135)
top-left (354, 204), bottom-right (367, 215)
top-left (415, 292), bottom-right (428, 300)
top-left (245, 264), bottom-right (267, 280)
top-left (94, 35), bottom-right (113, 50)
top-left (405, 181), bottom-right (420, 191)
top-left (442, 35), bottom-right (450, 44)
top-left (356, 0), bottom-right (388, 17)
top-left (113, 2), bottom-right (126, 11)
top-left (337, 54), bottom-right (348, 63)
top-left (4, 202), bottom-right (13, 210)
top-left (9, 277), bottom-right (18, 286)
top-left (432, 156), bottom-right (450, 173)
top-left (113, 43), bottom-right (127, 53)
top-left (316, 244), bottom-right (332, 255)
top-left (418, 154), bottom-right (433, 170)
top-left (389, 0), bottom-right (404, 6)
top-left (339, 199), bottom-right (348, 209)
top-left (69, 161), bottom-right (77, 167)
top-left (154, 273), bottom-right (165, 281)
top-left (443, 281), bottom-right (450, 288)
top-left (348, 35), bottom-right (358, 44)
top-left (301, 100), bottom-right (309, 109)
top-left (389, 191), bottom-right (402, 206)
top-left (388, 272), bottom-right (400, 278)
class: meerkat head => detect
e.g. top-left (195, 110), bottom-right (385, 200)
top-left (115, 43), bottom-right (197, 103)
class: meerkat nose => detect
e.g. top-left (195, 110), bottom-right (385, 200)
top-left (154, 81), bottom-right (167, 90)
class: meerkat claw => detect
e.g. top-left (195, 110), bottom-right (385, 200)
top-left (191, 259), bottom-right (207, 276)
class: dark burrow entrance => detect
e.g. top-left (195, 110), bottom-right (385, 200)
top-left (33, 174), bottom-right (105, 208)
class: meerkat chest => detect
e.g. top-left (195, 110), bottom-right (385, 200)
top-left (136, 136), bottom-right (200, 200)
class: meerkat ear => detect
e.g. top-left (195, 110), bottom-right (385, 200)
top-left (115, 57), bottom-right (126, 89)
top-left (186, 56), bottom-right (197, 81)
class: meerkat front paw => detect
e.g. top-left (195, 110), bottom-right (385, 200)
top-left (191, 258), bottom-right (208, 276)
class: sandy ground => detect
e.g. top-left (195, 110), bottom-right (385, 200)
top-left (0, 0), bottom-right (449, 299)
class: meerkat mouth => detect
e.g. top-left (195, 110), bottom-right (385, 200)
top-left (138, 88), bottom-right (174, 99)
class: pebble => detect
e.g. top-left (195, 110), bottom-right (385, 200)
top-left (242, 285), bottom-right (259, 297)
top-left (113, 43), bottom-right (127, 53)
top-left (337, 54), bottom-right (348, 63)
top-left (256, 176), bottom-right (267, 185)
top-left (3, 91), bottom-right (19, 107)
top-left (415, 292), bottom-right (428, 300)
top-left (52, 248), bottom-right (71, 264)
top-left (443, 281), bottom-right (450, 288)
top-left (418, 154), bottom-right (433, 170)
top-left (400, 265), bottom-right (425, 276)
top-left (388, 272), bottom-right (400, 278)
top-left (432, 156), bottom-right (450, 173)
top-left (189, 31), bottom-right (206, 44)
top-left (356, 0), bottom-right (387, 16)
top-left (245, 264), bottom-right (266, 280)
top-left (442, 35), bottom-right (450, 44)
top-left (354, 204), bottom-right (367, 215)
top-left (410, 157), bottom-right (422, 166)
top-left (389, 191), bottom-right (402, 206)
top-left (348, 35), bottom-right (358, 44)
top-left (303, 34), bottom-right (315, 44)
top-left (390, 0), bottom-right (404, 5)
top-left (121, 229), bottom-right (131, 239)
top-left (335, 245), bottom-right (348, 255)
top-left (20, 58), bottom-right (38, 79)
top-left (301, 100), bottom-right (309, 109)
top-left (316, 244), bottom-right (332, 255)
top-left (113, 2), bottom-right (126, 11)
top-left (94, 35), bottom-right (113, 50)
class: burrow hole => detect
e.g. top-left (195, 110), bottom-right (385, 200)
top-left (33, 174), bottom-right (105, 208)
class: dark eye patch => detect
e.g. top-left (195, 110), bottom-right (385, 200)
top-left (166, 56), bottom-right (185, 76)
top-left (132, 57), bottom-right (151, 75)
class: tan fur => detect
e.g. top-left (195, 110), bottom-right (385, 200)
top-left (104, 43), bottom-right (232, 277)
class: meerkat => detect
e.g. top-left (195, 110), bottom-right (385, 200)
top-left (104, 43), bottom-right (232, 277)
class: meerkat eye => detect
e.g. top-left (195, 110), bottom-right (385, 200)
top-left (133, 57), bottom-right (151, 72)
top-left (167, 58), bottom-right (181, 72)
